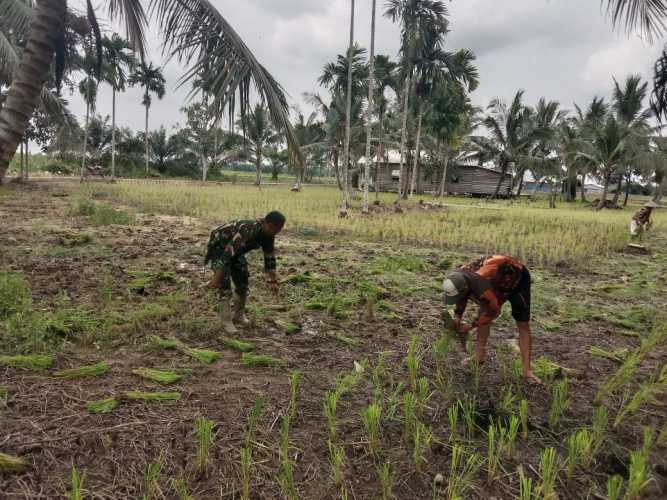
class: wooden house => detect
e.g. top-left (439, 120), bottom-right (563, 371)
top-left (362, 151), bottom-right (512, 197)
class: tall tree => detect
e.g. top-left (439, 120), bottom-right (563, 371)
top-left (239, 103), bottom-right (279, 186)
top-left (372, 55), bottom-right (399, 200)
top-left (129, 62), bottom-right (165, 173)
top-left (385, 0), bottom-right (449, 199)
top-left (0, 0), bottom-right (303, 183)
top-left (102, 34), bottom-right (136, 181)
top-left (78, 71), bottom-right (97, 179)
top-left (341, 0), bottom-right (356, 214)
top-left (362, 0), bottom-right (377, 214)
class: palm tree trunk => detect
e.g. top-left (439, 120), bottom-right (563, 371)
top-left (491, 163), bottom-right (506, 199)
top-left (333, 149), bottom-right (342, 190)
top-left (397, 72), bottom-right (411, 200)
top-left (611, 175), bottom-right (622, 205)
top-left (144, 100), bottom-right (150, 173)
top-left (516, 174), bottom-right (525, 196)
top-left (19, 142), bottom-right (24, 180)
top-left (362, 0), bottom-right (376, 214)
top-left (409, 100), bottom-right (423, 198)
top-left (24, 138), bottom-right (29, 180)
top-left (597, 173), bottom-right (611, 209)
top-left (80, 101), bottom-right (90, 180)
top-left (375, 113), bottom-right (384, 201)
top-left (654, 172), bottom-right (666, 202)
top-left (623, 172), bottom-right (631, 207)
top-left (255, 147), bottom-right (262, 186)
top-left (438, 142), bottom-right (450, 198)
top-left (580, 172), bottom-right (587, 203)
top-left (341, 0), bottom-right (355, 213)
top-left (111, 87), bottom-right (117, 181)
top-left (0, 0), bottom-right (66, 182)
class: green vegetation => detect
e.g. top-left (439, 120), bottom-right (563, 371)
top-left (54, 362), bottom-right (109, 379)
top-left (123, 391), bottom-right (181, 403)
top-left (87, 398), bottom-right (121, 414)
top-left (0, 354), bottom-right (54, 370)
top-left (72, 198), bottom-right (135, 226)
top-left (194, 417), bottom-right (216, 475)
top-left (221, 337), bottom-right (256, 352)
top-left (241, 353), bottom-right (283, 368)
top-left (68, 466), bottom-right (85, 500)
top-left (132, 367), bottom-right (184, 385)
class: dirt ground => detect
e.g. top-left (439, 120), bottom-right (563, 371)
top-left (1, 180), bottom-right (666, 499)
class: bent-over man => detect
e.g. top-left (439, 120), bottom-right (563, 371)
top-left (630, 201), bottom-right (659, 238)
top-left (442, 255), bottom-right (541, 385)
top-left (205, 211), bottom-right (285, 334)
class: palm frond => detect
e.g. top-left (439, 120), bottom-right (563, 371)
top-left (603, 0), bottom-right (667, 42)
top-left (153, 0), bottom-right (303, 167)
top-left (651, 45), bottom-right (667, 121)
top-left (0, 0), bottom-right (33, 37)
top-left (0, 30), bottom-right (19, 84)
top-left (108, 0), bottom-right (148, 57)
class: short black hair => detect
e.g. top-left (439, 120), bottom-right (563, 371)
top-left (265, 211), bottom-right (286, 226)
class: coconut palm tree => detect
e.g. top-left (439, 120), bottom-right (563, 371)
top-left (341, 0), bottom-right (356, 214)
top-left (239, 103), bottom-right (280, 186)
top-left (0, 0), bottom-right (302, 183)
top-left (472, 90), bottom-right (536, 198)
top-left (408, 35), bottom-right (478, 197)
top-left (129, 62), bottom-right (165, 173)
top-left (362, 0), bottom-right (377, 214)
top-left (385, 0), bottom-right (449, 199)
top-left (373, 55), bottom-right (399, 200)
top-left (102, 34), bottom-right (136, 181)
top-left (78, 75), bottom-right (97, 179)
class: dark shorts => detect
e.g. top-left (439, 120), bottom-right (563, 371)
top-left (218, 256), bottom-right (249, 296)
top-left (508, 267), bottom-right (531, 323)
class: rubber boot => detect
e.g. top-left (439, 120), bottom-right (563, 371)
top-left (233, 293), bottom-right (250, 327)
top-left (219, 295), bottom-right (238, 334)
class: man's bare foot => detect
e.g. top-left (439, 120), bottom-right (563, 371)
top-left (523, 370), bottom-right (542, 385)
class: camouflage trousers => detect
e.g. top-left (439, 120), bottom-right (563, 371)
top-left (212, 256), bottom-right (249, 298)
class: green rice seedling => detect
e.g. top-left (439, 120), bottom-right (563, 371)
top-left (448, 403), bottom-right (459, 442)
top-left (277, 418), bottom-right (298, 500)
top-left (324, 390), bottom-right (339, 441)
top-left (171, 478), bottom-right (193, 500)
top-left (0, 386), bottom-right (8, 410)
top-left (640, 426), bottom-right (653, 460)
top-left (143, 455), bottom-right (163, 500)
top-left (123, 391), bottom-right (181, 403)
top-left (241, 352), bottom-right (283, 368)
top-left (54, 361), bottom-right (109, 379)
top-left (328, 331), bottom-right (361, 347)
top-left (591, 406), bottom-right (608, 453)
top-left (245, 396), bottom-right (266, 446)
top-left (416, 376), bottom-right (429, 415)
top-left (469, 358), bottom-right (481, 392)
top-left (518, 466), bottom-right (533, 500)
top-left (446, 445), bottom-right (482, 500)
top-left (460, 395), bottom-right (477, 439)
top-left (87, 397), bottom-right (120, 413)
top-left (0, 354), bottom-right (53, 370)
top-left (596, 351), bottom-right (642, 402)
top-left (433, 334), bottom-right (453, 371)
top-left (69, 466), bottom-right (85, 500)
top-left (487, 424), bottom-right (500, 481)
top-left (588, 346), bottom-right (629, 363)
top-left (614, 383), bottom-right (657, 428)
top-left (406, 336), bottom-right (420, 391)
top-left (335, 363), bottom-right (366, 396)
top-left (0, 452), bottom-right (27, 472)
top-left (0, 271), bottom-right (32, 319)
top-left (289, 371), bottom-right (300, 423)
top-left (150, 335), bottom-right (180, 350)
top-left (221, 336), bottom-right (256, 352)
top-left (194, 416), bottom-right (216, 475)
top-left (500, 385), bottom-right (516, 414)
top-left (434, 368), bottom-right (452, 403)
top-left (548, 378), bottom-right (570, 428)
top-left (536, 447), bottom-right (560, 500)
top-left (510, 358), bottom-right (524, 383)
top-left (567, 429), bottom-right (594, 479)
top-left (240, 446), bottom-right (252, 500)
top-left (340, 486), bottom-right (349, 500)
top-left (606, 475), bottom-right (624, 500)
top-left (625, 450), bottom-right (650, 500)
top-left (506, 416), bottom-right (519, 460)
top-left (377, 462), bottom-right (393, 500)
top-left (132, 367), bottom-right (183, 385)
top-left (412, 421), bottom-right (432, 472)
top-left (328, 439), bottom-right (345, 486)
top-left (403, 392), bottom-right (417, 437)
top-left (181, 346), bottom-right (221, 364)
top-left (361, 403), bottom-right (382, 455)
top-left (519, 399), bottom-right (529, 440)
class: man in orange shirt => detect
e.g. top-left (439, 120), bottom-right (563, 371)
top-left (442, 255), bottom-right (541, 385)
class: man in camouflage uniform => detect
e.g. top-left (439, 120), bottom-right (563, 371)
top-left (630, 201), bottom-right (660, 238)
top-left (205, 211), bottom-right (285, 334)
top-left (442, 255), bottom-right (541, 385)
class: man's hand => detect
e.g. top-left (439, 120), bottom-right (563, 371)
top-left (523, 370), bottom-right (542, 385)
top-left (457, 321), bottom-right (473, 335)
top-left (207, 270), bottom-right (224, 289)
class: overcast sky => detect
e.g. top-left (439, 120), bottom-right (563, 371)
top-left (64, 0), bottom-right (662, 134)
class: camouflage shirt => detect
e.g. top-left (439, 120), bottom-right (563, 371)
top-left (205, 219), bottom-right (277, 271)
top-left (454, 255), bottom-right (525, 327)
top-left (632, 207), bottom-right (653, 226)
